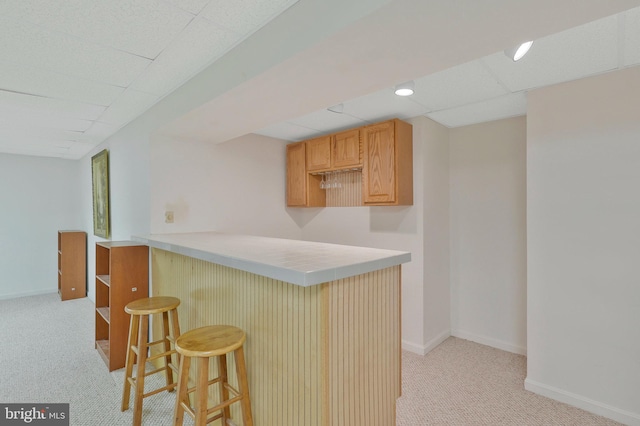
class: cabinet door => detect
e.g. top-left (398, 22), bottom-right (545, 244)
top-left (286, 142), bottom-right (307, 206)
top-left (362, 121), bottom-right (396, 204)
top-left (306, 136), bottom-right (332, 171)
top-left (332, 129), bottom-right (361, 169)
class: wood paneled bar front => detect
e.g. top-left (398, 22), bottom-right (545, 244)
top-left (134, 232), bottom-right (410, 426)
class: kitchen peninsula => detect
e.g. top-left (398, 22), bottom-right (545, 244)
top-left (134, 232), bottom-right (410, 426)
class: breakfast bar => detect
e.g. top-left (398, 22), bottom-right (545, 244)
top-left (134, 232), bottom-right (411, 426)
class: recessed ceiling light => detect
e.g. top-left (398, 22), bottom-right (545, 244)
top-left (504, 41), bottom-right (534, 62)
top-left (394, 81), bottom-right (415, 96)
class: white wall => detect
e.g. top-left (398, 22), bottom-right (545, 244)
top-left (150, 132), bottom-right (301, 239)
top-left (419, 117), bottom-right (451, 352)
top-left (526, 67), bottom-right (640, 424)
top-left (0, 154), bottom-right (80, 299)
top-left (449, 117), bottom-right (527, 354)
top-left (79, 125), bottom-right (151, 302)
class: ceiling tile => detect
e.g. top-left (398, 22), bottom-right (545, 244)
top-left (0, 0), bottom-right (194, 59)
top-left (426, 92), bottom-right (527, 128)
top-left (482, 15), bottom-right (619, 92)
top-left (342, 90), bottom-right (430, 122)
top-left (201, 0), bottom-right (299, 37)
top-left (165, 0), bottom-right (211, 15)
top-left (0, 126), bottom-right (82, 143)
top-left (289, 109), bottom-right (366, 134)
top-left (0, 139), bottom-right (72, 158)
top-left (129, 17), bottom-right (239, 96)
top-left (66, 142), bottom-right (98, 160)
top-left (254, 121), bottom-right (318, 141)
top-left (0, 18), bottom-right (151, 88)
top-left (78, 122), bottom-right (120, 144)
top-left (0, 62), bottom-right (124, 106)
top-left (0, 90), bottom-right (106, 122)
top-left (622, 7), bottom-right (640, 67)
top-left (411, 60), bottom-right (509, 111)
top-left (98, 89), bottom-right (160, 126)
top-left (0, 104), bottom-right (93, 132)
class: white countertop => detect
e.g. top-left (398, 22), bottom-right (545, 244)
top-left (133, 232), bottom-right (411, 287)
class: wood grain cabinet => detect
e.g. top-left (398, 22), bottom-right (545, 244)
top-left (286, 141), bottom-right (325, 207)
top-left (362, 119), bottom-right (413, 205)
top-left (305, 136), bottom-right (332, 171)
top-left (332, 128), bottom-right (362, 169)
top-left (286, 118), bottom-right (412, 207)
top-left (95, 241), bottom-right (149, 371)
top-left (57, 230), bottom-right (86, 301)
top-left (306, 129), bottom-right (361, 172)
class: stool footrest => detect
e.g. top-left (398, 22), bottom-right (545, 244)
top-left (128, 376), bottom-right (177, 396)
top-left (182, 382), bottom-right (243, 417)
top-left (148, 337), bottom-right (173, 347)
top-left (143, 364), bottom-right (175, 378)
top-left (143, 382), bottom-right (177, 398)
top-left (207, 394), bottom-right (243, 416)
top-left (180, 401), bottom-right (195, 419)
top-left (185, 376), bottom-right (223, 395)
top-left (146, 349), bottom-right (177, 362)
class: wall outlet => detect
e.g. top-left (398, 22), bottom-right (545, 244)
top-left (165, 211), bottom-right (174, 223)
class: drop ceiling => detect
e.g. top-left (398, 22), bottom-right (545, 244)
top-left (255, 6), bottom-right (640, 140)
top-left (0, 0), bottom-right (300, 159)
top-left (1, 1), bottom-right (640, 159)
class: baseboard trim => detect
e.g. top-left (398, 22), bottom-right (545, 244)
top-left (525, 378), bottom-right (640, 426)
top-left (451, 329), bottom-right (526, 355)
top-left (0, 289), bottom-right (57, 301)
top-left (402, 330), bottom-right (450, 355)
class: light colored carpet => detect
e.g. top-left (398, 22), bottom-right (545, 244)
top-left (397, 337), bottom-right (619, 425)
top-left (0, 293), bottom-right (187, 426)
top-left (0, 293), bottom-right (619, 425)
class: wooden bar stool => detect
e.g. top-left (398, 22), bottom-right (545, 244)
top-left (121, 296), bottom-right (181, 426)
top-left (174, 325), bottom-right (253, 426)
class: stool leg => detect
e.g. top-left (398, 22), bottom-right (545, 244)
top-left (170, 307), bottom-right (181, 361)
top-left (121, 314), bottom-right (139, 411)
top-left (161, 311), bottom-right (174, 388)
top-left (217, 354), bottom-right (231, 422)
top-left (173, 355), bottom-right (190, 426)
top-left (195, 357), bottom-right (209, 426)
top-left (234, 346), bottom-right (253, 426)
top-left (132, 314), bottom-right (149, 426)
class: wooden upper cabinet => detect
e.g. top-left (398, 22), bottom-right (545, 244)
top-left (306, 130), bottom-right (362, 172)
top-left (362, 119), bottom-right (413, 205)
top-left (306, 136), bottom-right (332, 171)
top-left (332, 129), bottom-right (361, 169)
top-left (287, 141), bottom-right (325, 207)
top-left (286, 142), bottom-right (307, 207)
top-left (285, 118), bottom-right (411, 207)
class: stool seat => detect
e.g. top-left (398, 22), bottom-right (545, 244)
top-left (174, 325), bottom-right (253, 426)
top-left (125, 296), bottom-right (180, 315)
top-left (176, 325), bottom-right (245, 357)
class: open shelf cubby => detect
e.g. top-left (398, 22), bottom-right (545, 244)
top-left (94, 241), bottom-right (149, 371)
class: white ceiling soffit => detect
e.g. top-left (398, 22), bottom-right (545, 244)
top-left (253, 3), bottom-right (640, 140)
top-left (0, 0), bottom-right (299, 159)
